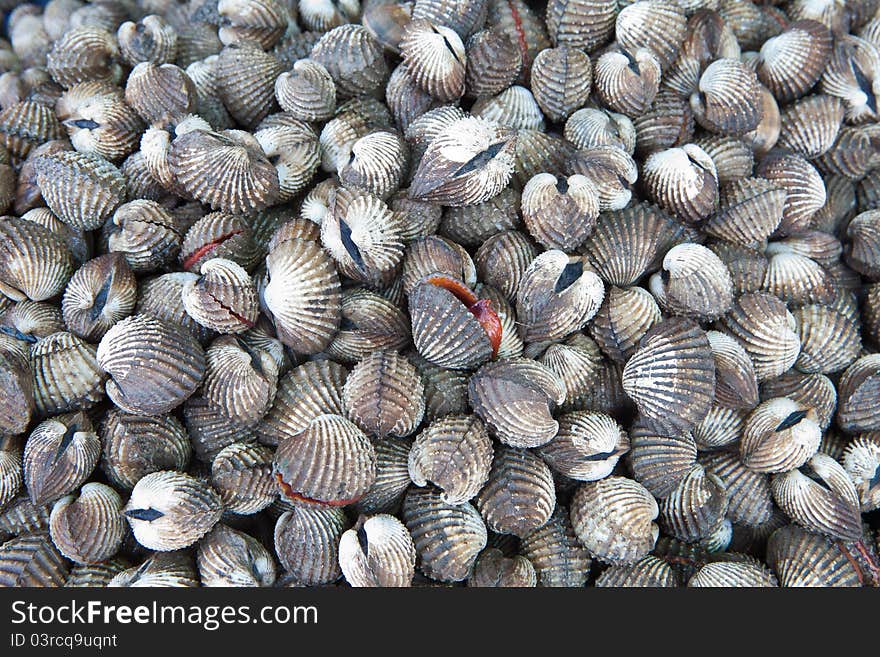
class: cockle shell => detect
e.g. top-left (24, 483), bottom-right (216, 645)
top-left (338, 513), bottom-right (416, 587)
top-left (836, 354), bottom-right (880, 433)
top-left (0, 533), bottom-right (68, 587)
top-left (594, 48), bottom-right (661, 118)
top-left (198, 524), bottom-right (276, 587)
top-left (24, 412), bottom-right (99, 506)
top-left (766, 524), bottom-right (863, 587)
top-left (105, 200), bottom-right (182, 274)
top-left (659, 464), bottom-right (728, 543)
top-left (31, 331), bottom-right (106, 415)
top-left (465, 29), bottom-right (522, 99)
top-left (648, 243), bottom-right (733, 321)
top-left (61, 254), bottom-right (137, 342)
top-left (109, 552), bottom-right (199, 588)
top-left (181, 258), bottom-right (258, 334)
top-left (210, 442), bottom-right (276, 515)
top-left (521, 173), bottom-right (599, 251)
top-left (49, 483), bottom-right (125, 564)
top-left (842, 433), bottom-right (880, 512)
top-left (740, 398), bottom-right (822, 474)
top-left (117, 14), bottom-right (178, 66)
top-left (564, 107), bottom-right (635, 154)
top-left (520, 506), bottom-right (591, 587)
top-left (642, 144), bottom-right (718, 225)
top-left (538, 411), bottom-right (629, 481)
top-left (468, 548), bottom-right (536, 587)
top-left (616, 0), bottom-right (687, 71)
top-left (310, 24), bottom-right (389, 99)
top-left (274, 504), bottom-right (349, 585)
top-left (757, 20), bottom-right (833, 104)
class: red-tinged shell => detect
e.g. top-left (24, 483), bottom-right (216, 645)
top-left (181, 258), bottom-right (258, 335)
top-left (180, 212), bottom-right (263, 274)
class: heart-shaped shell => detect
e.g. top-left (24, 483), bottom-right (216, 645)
top-left (273, 413), bottom-right (376, 506)
top-left (325, 288), bottom-right (410, 363)
top-left (757, 20), bottom-right (833, 104)
top-left (321, 97), bottom-right (393, 173)
top-left (627, 420), bottom-right (698, 499)
top-left (186, 56), bottom-right (235, 130)
top-left (109, 552), bottom-right (199, 588)
top-left (570, 476), bottom-right (659, 565)
top-left (0, 533), bottom-right (69, 587)
top-left (274, 505), bottom-right (349, 585)
top-left (706, 177), bottom-right (786, 247)
top-left (399, 19), bottom-right (467, 102)
top-left (472, 86), bottom-right (545, 131)
top-left (338, 513), bottom-right (417, 587)
top-left (695, 135), bottom-right (754, 185)
top-left (820, 34), bottom-right (880, 124)
top-left (97, 313), bottom-right (206, 415)
top-left (516, 252), bottom-right (605, 343)
top-left (343, 350), bottom-right (425, 438)
top-left (565, 108), bottom-right (635, 154)
top-left (632, 88), bottom-right (694, 157)
top-left (275, 59), bottom-right (336, 123)
top-left (706, 330), bottom-right (759, 410)
top-left (475, 445), bottom-right (555, 537)
top-left (519, 506), bottom-right (591, 587)
top-left (521, 174), bottom-right (599, 251)
top-left (720, 292), bottom-right (801, 382)
top-left (168, 128), bottom-right (279, 214)
top-left (649, 243), bottom-right (733, 321)
top-left (465, 29), bottom-right (521, 99)
top-left (740, 398), bottom-right (822, 473)
top-left (690, 58), bottom-right (763, 136)
top-left (24, 413), bottom-right (99, 506)
top-left (538, 411), bottom-right (629, 482)
top-left (29, 331), bottom-right (105, 416)
top-left (47, 27), bottom-right (122, 89)
top-left (49, 483), bottom-right (125, 564)
top-left (215, 42), bottom-right (282, 128)
top-left (117, 14), bottom-right (178, 66)
top-left (181, 258), bottom-right (258, 334)
top-left (99, 410), bottom-right (192, 490)
top-left (310, 24), bottom-right (389, 99)
top-left (254, 119), bottom-right (320, 203)
top-left (594, 48), bottom-right (661, 118)
top-left (263, 237), bottom-right (342, 354)
top-left (409, 116), bottom-right (516, 207)
top-left (771, 452), bottom-right (862, 542)
top-left (766, 524), bottom-right (862, 587)
top-left (217, 0), bottom-right (287, 49)
top-left (659, 464), bottom-right (728, 543)
top-left (755, 150), bottom-right (826, 236)
top-left (566, 145), bottom-right (638, 211)
top-left (700, 450), bottom-right (773, 528)
top-left (105, 200), bottom-right (182, 274)
top-left (616, 0), bottom-right (687, 71)
top-left (622, 318), bottom-right (715, 433)
top-left (401, 485), bottom-right (487, 582)
top-left (836, 354), bottom-right (880, 432)
top-left (197, 524), bottom-right (276, 587)
top-left (61, 254), bottom-right (136, 342)
top-left (642, 144), bottom-right (718, 225)
top-left (123, 470), bottom-right (222, 551)
top-left (179, 212), bottom-right (263, 274)
top-left (136, 274), bottom-right (212, 344)
top-left (469, 358), bottom-right (565, 448)
top-left (665, 9), bottom-right (741, 96)
top-left (210, 442), bottom-right (275, 515)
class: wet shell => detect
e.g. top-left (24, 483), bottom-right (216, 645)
top-left (622, 318), bottom-right (715, 433)
top-left (565, 145), bottom-right (638, 212)
top-left (771, 452), bottom-right (862, 542)
top-left (766, 524), bottom-right (862, 587)
top-left (465, 29), bottom-right (522, 99)
top-left (2, 299), bottom-right (65, 345)
top-left (214, 42), bottom-right (282, 129)
top-left (615, 0), bottom-right (687, 71)
top-left (690, 58), bottom-right (762, 136)
top-left (321, 97), bottom-right (394, 173)
top-left (583, 286), bottom-right (657, 364)
top-left (777, 94), bottom-right (844, 159)
top-left (474, 230), bottom-right (536, 301)
top-left (274, 505), bottom-right (349, 585)
top-left (275, 59), bottom-right (336, 123)
top-left (255, 360), bottom-right (348, 448)
top-left (179, 212), bottom-right (262, 274)
top-left (409, 116), bottom-right (516, 207)
top-left (100, 410), bottom-right (191, 490)
top-left (538, 411), bottom-right (629, 481)
top-left (594, 48), bottom-right (661, 118)
top-left (263, 237), bottom-right (341, 354)
top-left (412, 0), bottom-right (487, 41)
top-left (31, 332), bottom-right (106, 415)
top-left (117, 15), bottom-right (178, 66)
top-left (105, 200), bottom-right (181, 274)
top-left (24, 413), bottom-right (99, 506)
top-left (842, 433), bottom-right (880, 511)
top-left (469, 358), bottom-right (565, 449)
top-left (705, 177), bottom-right (786, 247)
top-left (109, 551), bottom-right (199, 588)
top-left (521, 173), bottom-right (599, 251)
top-left (343, 350), bottom-right (425, 438)
top-left (699, 450), bottom-right (773, 527)
top-left (34, 150), bottom-right (126, 231)
top-left (197, 524), bottom-right (276, 587)
top-left (468, 548), bottom-right (536, 587)
top-left (401, 485), bottom-right (487, 582)
top-left (642, 144), bottom-right (718, 225)
top-left (273, 413), bottom-right (376, 506)
top-left (706, 330), bottom-right (759, 410)
top-left (836, 354), bottom-right (880, 433)
top-left (0, 495), bottom-right (52, 539)
top-left (740, 398), bottom-right (822, 474)
top-left (757, 20), bottom-right (833, 104)
top-left (755, 150), bottom-right (826, 237)
top-left (0, 101), bottom-right (63, 161)
top-left (546, 0), bottom-right (616, 52)
top-left (61, 254), bottom-right (136, 342)
top-left (0, 533), bottom-right (68, 587)
top-left (181, 258), bottom-right (258, 334)
top-left (792, 304), bottom-right (860, 374)
top-left (210, 442), bottom-right (275, 515)
top-left (519, 506), bottom-right (590, 587)
top-left (595, 555), bottom-right (679, 587)
top-left (339, 514), bottom-right (416, 587)
top-left (516, 252), bottom-right (605, 343)
top-left (649, 243), bottom-right (733, 321)
top-left (124, 470), bottom-right (222, 551)
top-left (688, 561), bottom-right (777, 587)
top-left (49, 483), bottom-right (125, 564)
top-left (564, 108), bottom-right (635, 154)
top-left (475, 445), bottom-right (555, 537)
top-left (47, 27), bottom-right (122, 89)
top-left (326, 289), bottom-right (409, 363)
top-left (570, 476), bottom-right (659, 565)
top-left (659, 464), bottom-right (728, 543)
top-left (168, 128), bottom-right (279, 214)
top-left (310, 24), bottom-right (389, 99)
top-left (627, 420), bottom-right (698, 499)
top-left (761, 371), bottom-right (837, 431)
top-left (97, 313), bottom-right (206, 415)
top-left (720, 292), bottom-right (801, 382)
top-left (355, 436), bottom-right (412, 515)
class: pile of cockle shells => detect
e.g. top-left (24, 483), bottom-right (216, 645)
top-left (0, 0), bottom-right (878, 589)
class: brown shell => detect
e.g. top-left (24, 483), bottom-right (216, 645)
top-left (761, 371), bottom-right (837, 431)
top-left (519, 506), bottom-right (591, 587)
top-left (570, 476), bottom-right (659, 565)
top-left (836, 354), bottom-right (880, 433)
top-left (0, 101), bottom-right (63, 161)
top-left (757, 20), bottom-right (833, 104)
top-left (521, 173), bottom-right (599, 251)
top-left (439, 187), bottom-right (521, 248)
top-left (109, 552), bottom-right (199, 588)
top-left (31, 331), bottom-right (106, 415)
top-left (740, 398), bottom-right (822, 474)
top-left (61, 253), bottom-right (136, 342)
top-left (845, 210), bottom-right (880, 280)
top-left (49, 482), bottom-right (125, 564)
top-left (197, 523), bottom-right (276, 587)
top-left (755, 150), bottom-right (826, 237)
top-left (0, 533), bottom-right (68, 587)
top-left (642, 144), bottom-right (718, 225)
top-left (792, 304), bottom-right (860, 375)
top-left (649, 243), bottom-right (733, 321)
top-left (465, 29), bottom-right (522, 99)
top-left (565, 145), bottom-right (638, 211)
top-left (688, 561), bottom-right (778, 587)
top-left (537, 333), bottom-right (603, 410)
top-left (538, 411), bottom-right (629, 482)
top-left (615, 0), bottom-right (687, 71)
top-left (694, 135), bottom-right (755, 186)
top-left (179, 211), bottom-right (263, 274)
top-left (47, 27), bottom-right (122, 89)
top-left (469, 358), bottom-right (565, 449)
top-left (401, 485), bottom-right (487, 583)
top-left (474, 230), bottom-right (536, 302)
top-left (255, 118), bottom-right (320, 203)
top-left (0, 217), bottom-right (74, 300)
top-left (706, 177), bottom-right (786, 247)
top-left (766, 524), bottom-right (862, 587)
top-left (210, 442), bottom-right (276, 515)
top-left (690, 58), bottom-right (763, 136)
top-left (706, 330), bottom-right (759, 410)
top-left (594, 48), bottom-right (661, 118)
top-left (595, 555), bottom-right (679, 587)
top-left (24, 412), bottom-right (99, 506)
top-left (468, 548), bottom-right (536, 587)
top-left (181, 258), bottom-right (258, 334)
top-left (408, 352), bottom-right (470, 421)
top-left (355, 437), bottom-right (413, 516)
top-left (777, 94), bottom-right (844, 160)
top-left (106, 200), bottom-right (182, 274)
top-left (399, 19), bottom-right (466, 103)
top-left (137, 273), bottom-right (214, 344)
top-left (700, 450), bottom-right (773, 528)
top-left (627, 420), bottom-right (698, 499)
top-left (338, 513), bottom-right (417, 587)
top-left (100, 409), bottom-right (191, 490)
top-left (273, 413), bottom-right (376, 506)
top-left (275, 58), bottom-right (336, 123)
top-left (274, 505), bottom-right (349, 585)
top-left (589, 286), bottom-right (661, 364)
top-left (565, 107), bottom-right (635, 154)
top-left (96, 313), bottom-right (206, 415)
top-left (117, 14), bottom-right (178, 66)
top-left (659, 464), bottom-right (728, 543)
top-left (632, 88), bottom-right (694, 158)
top-left (343, 350), bottom-right (425, 438)
top-left (310, 24), bottom-right (389, 99)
